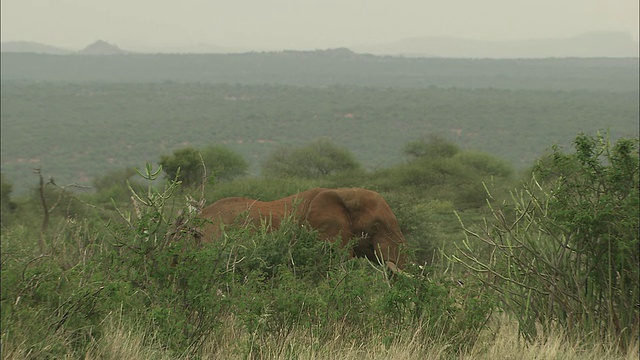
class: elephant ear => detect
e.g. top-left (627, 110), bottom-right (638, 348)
top-left (306, 189), bottom-right (353, 245)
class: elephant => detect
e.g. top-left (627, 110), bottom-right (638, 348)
top-left (198, 187), bottom-right (407, 272)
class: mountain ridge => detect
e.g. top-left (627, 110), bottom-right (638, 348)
top-left (79, 40), bottom-right (129, 55)
top-left (2, 32), bottom-right (638, 58)
top-left (354, 32), bottom-right (639, 58)
top-left (0, 41), bottom-right (73, 54)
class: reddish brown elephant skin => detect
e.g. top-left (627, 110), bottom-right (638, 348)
top-left (198, 188), bottom-right (407, 269)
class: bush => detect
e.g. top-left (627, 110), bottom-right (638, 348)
top-left (261, 138), bottom-right (361, 179)
top-left (382, 192), bottom-right (452, 265)
top-left (1, 161), bottom-right (495, 358)
top-left (91, 167), bottom-right (139, 206)
top-left (403, 134), bottom-right (460, 159)
top-left (159, 145), bottom-right (248, 188)
top-left (454, 151), bottom-right (513, 178)
top-left (200, 145), bottom-right (249, 182)
top-left (205, 177), bottom-right (318, 203)
top-left (379, 148), bottom-right (513, 209)
top-left (456, 133), bottom-right (639, 349)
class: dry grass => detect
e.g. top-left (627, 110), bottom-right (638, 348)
top-left (463, 317), bottom-right (639, 360)
top-left (196, 317), bottom-right (449, 360)
top-left (3, 314), bottom-right (637, 360)
top-left (83, 321), bottom-right (169, 360)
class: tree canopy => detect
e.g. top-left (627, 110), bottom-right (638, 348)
top-left (261, 138), bottom-right (361, 179)
top-left (403, 134), bottom-right (460, 159)
top-left (159, 145), bottom-right (248, 188)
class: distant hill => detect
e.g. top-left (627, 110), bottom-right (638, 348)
top-left (354, 32), bottom-right (640, 58)
top-left (0, 41), bottom-right (72, 54)
top-left (79, 40), bottom-right (129, 55)
top-left (0, 40), bottom-right (129, 55)
top-left (2, 32), bottom-right (638, 58)
top-left (132, 43), bottom-right (250, 54)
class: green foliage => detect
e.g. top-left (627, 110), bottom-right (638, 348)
top-left (205, 177), bottom-right (318, 203)
top-left (376, 137), bottom-right (514, 210)
top-left (159, 145), bottom-right (248, 188)
top-left (159, 147), bottom-right (204, 188)
top-left (261, 138), bottom-right (361, 179)
top-left (1, 206), bottom-right (110, 357)
top-left (382, 192), bottom-right (452, 265)
top-left (456, 133), bottom-right (639, 349)
top-left (91, 167), bottom-right (139, 206)
top-left (201, 145), bottom-right (249, 181)
top-left (27, 178), bottom-right (88, 222)
top-left (455, 151), bottom-right (513, 179)
top-left (4, 130), bottom-right (638, 357)
top-left (2, 81), bottom-right (637, 196)
top-left (1, 161), bottom-right (495, 358)
top-left (404, 134), bottom-right (460, 159)
top-left (3, 54), bottom-right (637, 91)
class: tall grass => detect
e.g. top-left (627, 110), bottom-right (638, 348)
top-left (5, 312), bottom-right (635, 360)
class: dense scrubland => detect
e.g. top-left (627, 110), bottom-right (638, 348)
top-left (2, 82), bottom-right (638, 196)
top-left (2, 52), bottom-right (638, 90)
top-left (1, 132), bottom-right (638, 359)
top-left (1, 53), bottom-right (639, 358)
top-left (1, 53), bottom-right (638, 195)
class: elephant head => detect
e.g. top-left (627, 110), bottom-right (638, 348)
top-left (199, 188), bottom-right (407, 271)
top-left (302, 188), bottom-right (407, 271)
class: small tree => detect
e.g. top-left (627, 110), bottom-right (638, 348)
top-left (160, 147), bottom-right (203, 188)
top-left (404, 134), bottom-right (459, 159)
top-left (261, 138), bottom-right (361, 179)
top-left (160, 145), bottom-right (248, 188)
top-left (200, 145), bottom-right (248, 181)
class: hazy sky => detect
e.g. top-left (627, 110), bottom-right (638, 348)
top-left (1, 0), bottom-right (638, 51)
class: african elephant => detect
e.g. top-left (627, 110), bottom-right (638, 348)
top-left (199, 188), bottom-right (407, 271)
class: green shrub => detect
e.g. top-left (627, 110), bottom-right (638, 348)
top-left (454, 151), bottom-right (513, 178)
top-left (1, 160), bottom-right (495, 358)
top-left (205, 177), bottom-right (317, 202)
top-left (404, 134), bottom-right (460, 159)
top-left (159, 145), bottom-right (248, 188)
top-left (201, 145), bottom-right (249, 182)
top-left (383, 193), bottom-right (450, 265)
top-left (456, 133), bottom-right (639, 349)
top-left (379, 148), bottom-right (514, 210)
top-left (261, 138), bottom-right (361, 179)
top-left (91, 167), bottom-right (139, 206)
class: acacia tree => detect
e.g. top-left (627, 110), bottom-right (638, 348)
top-left (261, 138), bottom-right (361, 179)
top-left (456, 133), bottom-right (639, 348)
top-left (403, 134), bottom-right (459, 159)
top-left (159, 145), bottom-right (248, 188)
top-left (200, 145), bottom-right (248, 181)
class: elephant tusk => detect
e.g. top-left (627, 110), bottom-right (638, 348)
top-left (385, 260), bottom-right (413, 278)
top-left (385, 260), bottom-right (399, 273)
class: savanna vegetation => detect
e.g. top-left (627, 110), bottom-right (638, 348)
top-left (1, 81), bottom-right (638, 196)
top-left (1, 132), bottom-right (638, 359)
top-left (2, 53), bottom-right (638, 358)
top-left (2, 52), bottom-right (638, 91)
